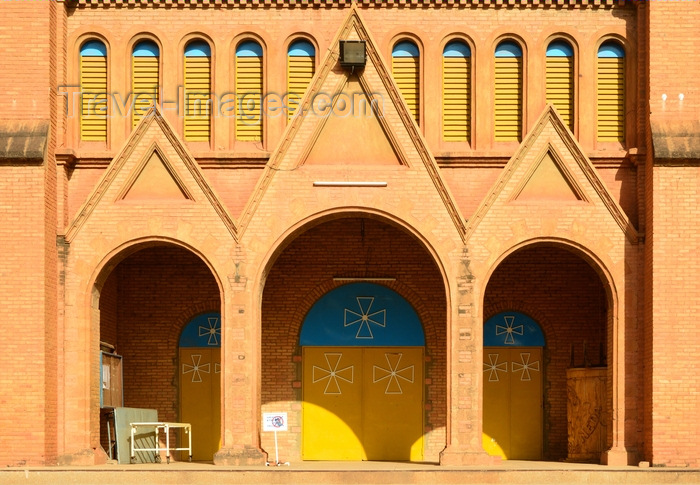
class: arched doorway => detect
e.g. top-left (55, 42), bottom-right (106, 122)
top-left (97, 244), bottom-right (221, 462)
top-left (260, 216), bottom-right (447, 462)
top-left (300, 282), bottom-right (425, 461)
top-left (179, 312), bottom-right (221, 461)
top-left (483, 311), bottom-right (545, 460)
top-left (483, 244), bottom-right (609, 461)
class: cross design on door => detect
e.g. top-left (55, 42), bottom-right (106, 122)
top-left (372, 352), bottom-right (415, 394)
top-left (312, 352), bottom-right (355, 395)
top-left (183, 354), bottom-right (210, 383)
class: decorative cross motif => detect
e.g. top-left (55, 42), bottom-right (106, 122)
top-left (495, 315), bottom-right (524, 345)
top-left (344, 297), bottom-right (387, 339)
top-left (484, 353), bottom-right (508, 382)
top-left (183, 354), bottom-right (210, 383)
top-left (312, 352), bottom-right (354, 395)
top-left (511, 352), bottom-right (540, 381)
top-left (372, 353), bottom-right (415, 395)
top-left (198, 316), bottom-right (221, 346)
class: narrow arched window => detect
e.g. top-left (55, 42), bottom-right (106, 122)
top-left (392, 41), bottom-right (420, 123)
top-left (494, 41), bottom-right (523, 142)
top-left (546, 40), bottom-right (574, 131)
top-left (235, 41), bottom-right (263, 141)
top-left (287, 40), bottom-right (315, 121)
top-left (80, 40), bottom-right (107, 141)
top-left (184, 40), bottom-right (212, 142)
top-left (442, 41), bottom-right (471, 143)
top-left (132, 40), bottom-right (159, 129)
top-left (597, 40), bottom-right (625, 142)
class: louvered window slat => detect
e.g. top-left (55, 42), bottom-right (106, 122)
top-left (287, 56), bottom-right (314, 120)
top-left (80, 56), bottom-right (107, 141)
top-left (392, 57), bottom-right (420, 123)
top-left (184, 56), bottom-right (211, 142)
top-left (494, 57), bottom-right (522, 141)
top-left (132, 57), bottom-right (159, 128)
top-left (597, 57), bottom-right (624, 141)
top-left (546, 57), bottom-right (574, 130)
top-left (442, 57), bottom-right (470, 142)
top-left (236, 56), bottom-right (263, 141)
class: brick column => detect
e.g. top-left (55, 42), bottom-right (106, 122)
top-left (440, 249), bottom-right (495, 466)
top-left (214, 249), bottom-right (267, 465)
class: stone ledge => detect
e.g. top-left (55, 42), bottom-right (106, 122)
top-left (0, 120), bottom-right (49, 164)
top-left (651, 120), bottom-right (700, 162)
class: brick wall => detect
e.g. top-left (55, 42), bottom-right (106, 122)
top-left (484, 245), bottom-right (608, 461)
top-left (0, 0), bottom-right (59, 466)
top-left (261, 217), bottom-right (447, 462)
top-left (643, 0), bottom-right (700, 468)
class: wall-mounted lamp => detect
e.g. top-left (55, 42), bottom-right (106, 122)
top-left (339, 40), bottom-right (366, 69)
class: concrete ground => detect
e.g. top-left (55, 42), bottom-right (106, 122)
top-left (2, 461), bottom-right (700, 485)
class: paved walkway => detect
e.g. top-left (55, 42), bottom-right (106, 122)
top-left (2, 461), bottom-right (700, 485)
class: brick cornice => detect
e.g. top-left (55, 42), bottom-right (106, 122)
top-left (69, 0), bottom-right (627, 8)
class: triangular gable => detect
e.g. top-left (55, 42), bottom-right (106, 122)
top-left (119, 143), bottom-right (192, 201)
top-left (512, 146), bottom-right (586, 203)
top-left (465, 105), bottom-right (638, 243)
top-left (302, 74), bottom-right (403, 167)
top-left (238, 5), bottom-right (466, 242)
top-left (65, 106), bottom-right (237, 242)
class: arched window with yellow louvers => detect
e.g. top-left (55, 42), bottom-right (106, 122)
top-left (546, 40), bottom-right (574, 131)
top-left (597, 41), bottom-right (625, 142)
top-left (287, 40), bottom-right (315, 121)
top-left (184, 41), bottom-right (212, 142)
top-left (494, 41), bottom-right (523, 142)
top-left (392, 41), bottom-right (420, 124)
top-left (236, 41), bottom-right (263, 142)
top-left (442, 41), bottom-right (471, 143)
top-left (132, 40), bottom-right (159, 129)
top-left (80, 40), bottom-right (107, 142)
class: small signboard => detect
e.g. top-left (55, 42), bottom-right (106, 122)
top-left (262, 412), bottom-right (288, 432)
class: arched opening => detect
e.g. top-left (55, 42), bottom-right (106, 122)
top-left (96, 243), bottom-right (221, 463)
top-left (260, 215), bottom-right (447, 462)
top-left (483, 244), bottom-right (609, 462)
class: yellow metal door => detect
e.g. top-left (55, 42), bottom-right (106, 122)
top-left (483, 348), bottom-right (510, 459)
top-left (303, 348), bottom-right (364, 460)
top-left (483, 347), bottom-right (542, 460)
top-left (303, 347), bottom-right (423, 461)
top-left (180, 348), bottom-right (221, 461)
top-left (364, 348), bottom-right (423, 461)
top-left (509, 348), bottom-right (542, 460)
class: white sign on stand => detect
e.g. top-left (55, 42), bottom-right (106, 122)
top-left (263, 412), bottom-right (290, 466)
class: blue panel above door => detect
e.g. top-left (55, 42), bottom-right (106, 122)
top-left (179, 312), bottom-right (221, 348)
top-left (300, 283), bottom-right (425, 346)
top-left (484, 311), bottom-right (545, 347)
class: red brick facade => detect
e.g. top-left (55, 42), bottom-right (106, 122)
top-left (0, 0), bottom-right (698, 469)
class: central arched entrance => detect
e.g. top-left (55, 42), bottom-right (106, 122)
top-left (300, 282), bottom-right (425, 461)
top-left (260, 216), bottom-right (447, 462)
